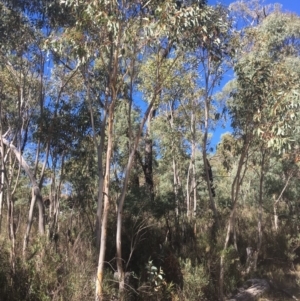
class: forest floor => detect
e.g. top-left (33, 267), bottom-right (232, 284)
top-left (228, 262), bottom-right (300, 301)
top-left (258, 262), bottom-right (300, 301)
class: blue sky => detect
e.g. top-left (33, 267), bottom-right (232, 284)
top-left (209, 0), bottom-right (300, 14)
top-left (207, 0), bottom-right (300, 150)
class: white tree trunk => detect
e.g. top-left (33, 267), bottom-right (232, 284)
top-left (116, 99), bottom-right (157, 298)
top-left (219, 139), bottom-right (250, 300)
top-left (96, 102), bottom-right (115, 301)
top-left (1, 138), bottom-right (46, 253)
top-left (273, 174), bottom-right (292, 232)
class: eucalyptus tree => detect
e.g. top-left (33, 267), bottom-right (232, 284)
top-left (151, 59), bottom-right (204, 220)
top-left (264, 155), bottom-right (299, 232)
top-left (174, 3), bottom-right (233, 229)
top-left (0, 2), bottom-right (54, 255)
top-left (45, 0), bottom-right (189, 298)
top-left (110, 0), bottom-right (232, 297)
top-left (219, 6), bottom-right (300, 300)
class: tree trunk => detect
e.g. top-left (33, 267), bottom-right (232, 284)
top-left (186, 161), bottom-right (191, 218)
top-left (191, 140), bottom-right (197, 217)
top-left (116, 100), bottom-right (156, 298)
top-left (169, 102), bottom-right (181, 217)
top-left (85, 77), bottom-right (106, 248)
top-left (49, 153), bottom-right (65, 239)
top-left (0, 102), bottom-right (7, 234)
top-left (202, 63), bottom-right (218, 228)
top-left (7, 188), bottom-right (15, 272)
top-left (96, 101), bottom-right (115, 301)
top-left (219, 138), bottom-right (250, 300)
top-left (273, 174), bottom-right (292, 232)
top-left (95, 27), bottom-right (121, 299)
top-left (0, 168), bottom-right (3, 233)
top-left (1, 138), bottom-right (45, 253)
top-left (173, 157), bottom-right (180, 217)
top-left (190, 102), bottom-right (197, 217)
top-left (23, 187), bottom-right (45, 252)
top-left (274, 194), bottom-right (279, 232)
top-left (95, 121), bottom-right (106, 248)
top-left (254, 149), bottom-right (266, 272)
top-left (139, 107), bottom-right (155, 202)
top-left (0, 148), bottom-right (6, 234)
top-left (203, 146), bottom-right (218, 224)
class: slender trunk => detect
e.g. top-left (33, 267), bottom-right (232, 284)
top-left (50, 153), bottom-right (65, 238)
top-left (23, 187), bottom-right (45, 253)
top-left (186, 161), bottom-right (191, 218)
top-left (85, 75), bottom-right (106, 248)
top-left (169, 102), bottom-right (181, 217)
top-left (202, 61), bottom-right (218, 227)
top-left (0, 169), bottom-right (4, 233)
top-left (115, 41), bottom-right (177, 297)
top-left (1, 140), bottom-right (45, 256)
top-left (1, 138), bottom-right (45, 253)
top-left (95, 118), bottom-right (106, 247)
top-left (172, 157), bottom-right (179, 217)
top-left (144, 108), bottom-right (155, 201)
top-left (219, 138), bottom-right (250, 301)
top-left (116, 100), bottom-right (156, 297)
top-left (203, 144), bottom-right (218, 224)
top-left (50, 174), bottom-right (55, 219)
top-left (49, 172), bottom-right (57, 235)
top-left (0, 101), bottom-right (5, 233)
top-left (186, 125), bottom-right (196, 219)
top-left (7, 188), bottom-right (15, 272)
top-left (1, 144), bottom-right (16, 273)
top-left (96, 24), bottom-right (122, 299)
top-left (273, 194), bottom-right (279, 231)
top-left (233, 216), bottom-right (238, 252)
top-left (273, 173), bottom-right (292, 232)
top-left (190, 102), bottom-right (197, 217)
top-left (96, 101), bottom-right (115, 301)
top-left (0, 151), bottom-right (5, 234)
top-left (254, 149), bottom-right (266, 271)
top-left (191, 140), bottom-right (197, 217)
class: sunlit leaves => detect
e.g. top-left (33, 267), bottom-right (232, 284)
top-left (229, 10), bottom-right (300, 151)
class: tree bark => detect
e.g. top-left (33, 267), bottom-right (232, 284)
top-left (191, 139), bottom-right (197, 217)
top-left (168, 101), bottom-right (181, 217)
top-left (95, 117), bottom-right (106, 248)
top-left (219, 138), bottom-right (251, 300)
top-left (186, 161), bottom-right (192, 217)
top-left (96, 100), bottom-right (115, 301)
top-left (172, 157), bottom-right (180, 217)
top-left (0, 101), bottom-right (7, 234)
top-left (254, 148), bottom-right (266, 272)
top-left (95, 24), bottom-right (121, 300)
top-left (144, 107), bottom-right (155, 201)
top-left (273, 173), bottom-right (292, 232)
top-left (0, 167), bottom-right (4, 233)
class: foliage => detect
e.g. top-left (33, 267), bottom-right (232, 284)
top-left (229, 11), bottom-right (300, 150)
top-left (178, 258), bottom-right (209, 300)
top-left (2, 1), bottom-right (300, 301)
